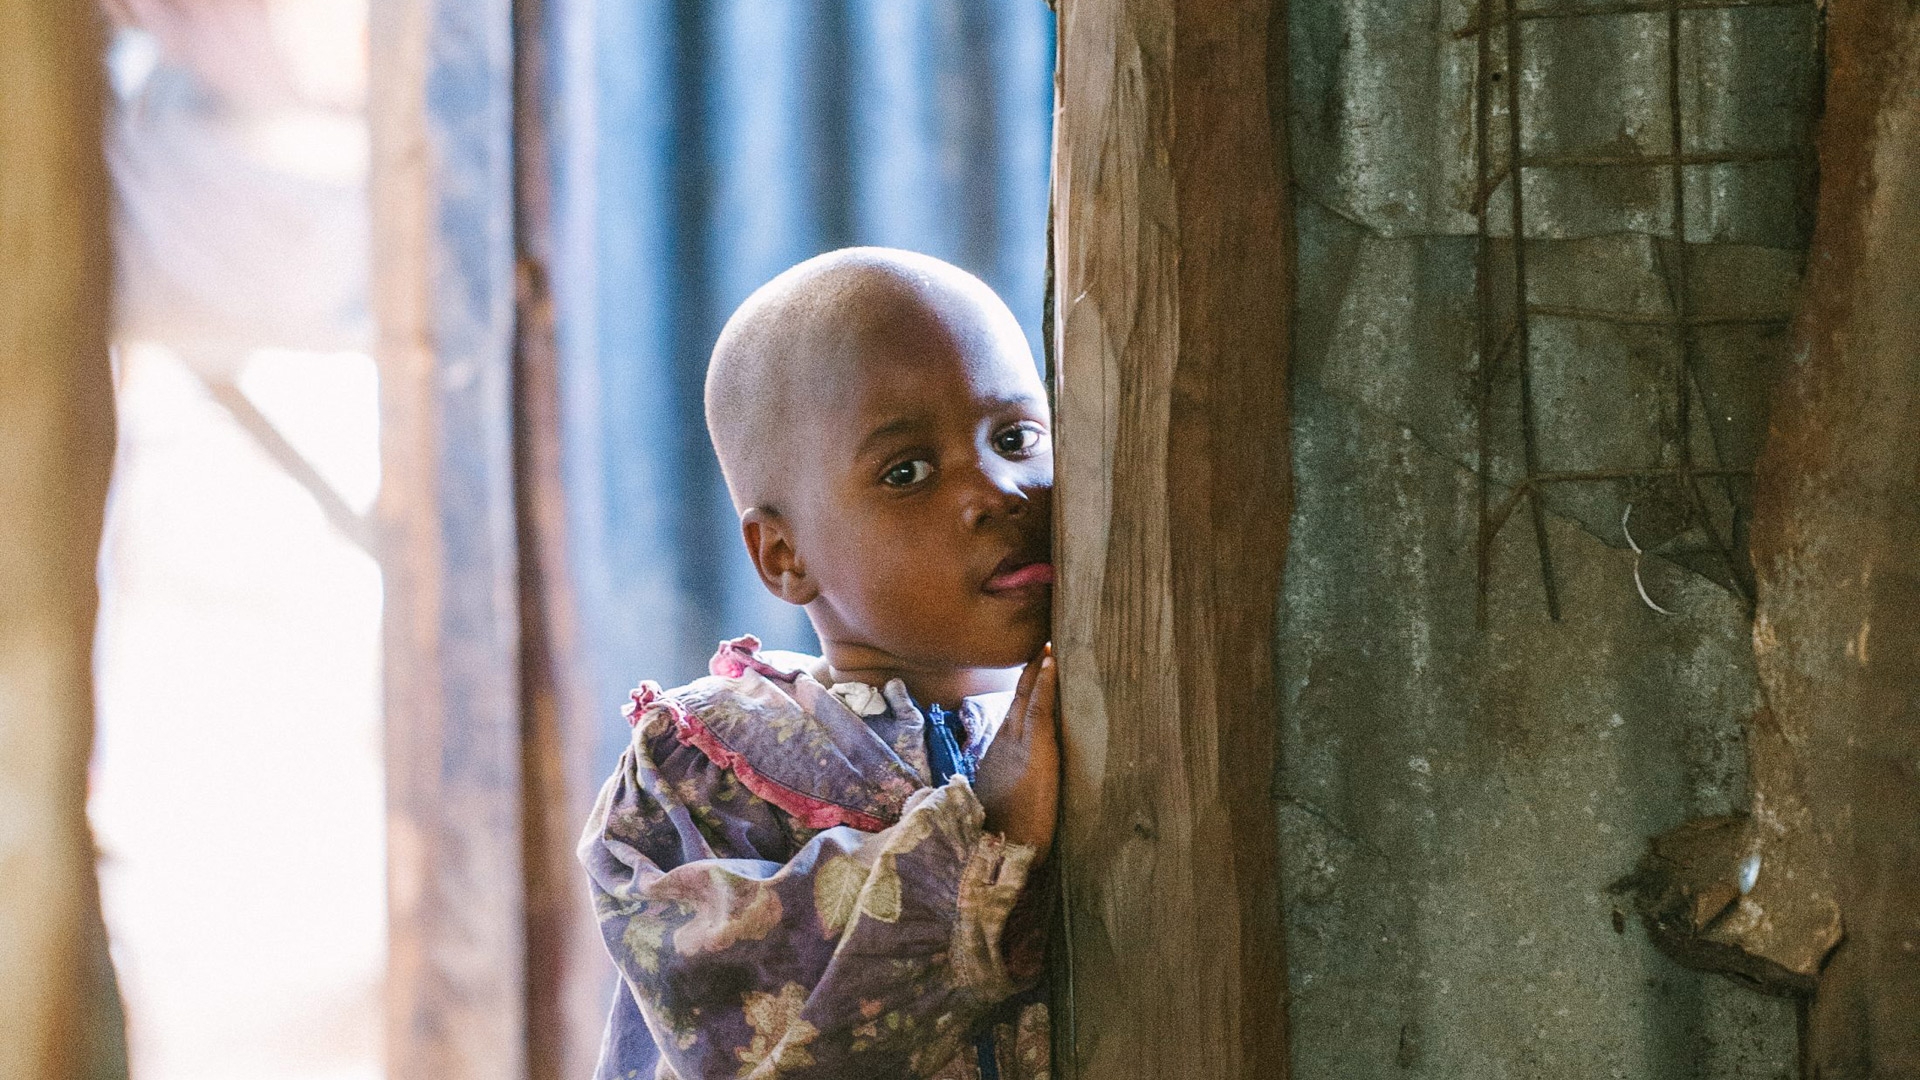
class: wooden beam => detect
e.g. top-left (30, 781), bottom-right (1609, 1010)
top-left (369, 1), bottom-right (527, 1077)
top-left (0, 4), bottom-right (125, 1079)
top-left (196, 371), bottom-right (379, 559)
top-left (511, 0), bottom-right (611, 1075)
top-left (1049, 2), bottom-right (1293, 1077)
top-left (1748, 4), bottom-right (1920, 1074)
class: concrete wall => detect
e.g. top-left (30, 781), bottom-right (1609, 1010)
top-left (1278, 0), bottom-right (1818, 1073)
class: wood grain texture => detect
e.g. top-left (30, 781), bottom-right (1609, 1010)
top-left (370, 1), bottom-right (528, 1077)
top-left (512, 0), bottom-right (610, 1075)
top-left (1747, 4), bottom-right (1920, 1074)
top-left (0, 4), bottom-right (124, 1079)
top-left (1050, 2), bottom-right (1292, 1076)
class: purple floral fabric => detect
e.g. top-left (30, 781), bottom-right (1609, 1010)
top-left (580, 641), bottom-right (1050, 1080)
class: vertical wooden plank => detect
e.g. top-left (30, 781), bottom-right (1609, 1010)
top-left (0, 4), bottom-right (125, 1079)
top-left (511, 0), bottom-right (609, 1076)
top-left (1748, 5), bottom-right (1920, 1075)
top-left (369, 0), bottom-right (527, 1076)
top-left (1050, 2), bottom-right (1292, 1077)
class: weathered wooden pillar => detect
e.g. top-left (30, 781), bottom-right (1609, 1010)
top-left (1747, 4), bottom-right (1920, 1074)
top-left (0, 4), bottom-right (126, 1079)
top-left (511, 0), bottom-right (612, 1075)
top-left (370, 2), bottom-right (527, 1077)
top-left (1050, 2), bottom-right (1293, 1077)
top-left (374, 2), bottom-right (605, 1074)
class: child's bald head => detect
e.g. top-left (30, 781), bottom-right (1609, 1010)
top-left (702, 247), bottom-right (1053, 678)
top-left (704, 247), bottom-right (1031, 516)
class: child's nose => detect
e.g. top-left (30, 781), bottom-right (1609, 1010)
top-left (962, 465), bottom-right (1043, 529)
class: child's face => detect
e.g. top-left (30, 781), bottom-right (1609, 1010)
top-left (782, 299), bottom-right (1052, 675)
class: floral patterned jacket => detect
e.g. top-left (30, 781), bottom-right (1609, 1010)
top-left (580, 636), bottom-right (1051, 1080)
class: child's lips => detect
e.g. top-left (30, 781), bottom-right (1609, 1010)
top-left (984, 561), bottom-right (1056, 593)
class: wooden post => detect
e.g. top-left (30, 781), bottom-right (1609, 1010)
top-left (1748, 4), bottom-right (1920, 1073)
top-left (512, 0), bottom-right (612, 1075)
top-left (1050, 3), bottom-right (1293, 1077)
top-left (0, 4), bottom-right (125, 1079)
top-left (370, 2), bottom-right (527, 1077)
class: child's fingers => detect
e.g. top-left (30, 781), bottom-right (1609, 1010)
top-left (1028, 651), bottom-right (1059, 740)
top-left (1009, 650), bottom-right (1056, 748)
top-left (1035, 649), bottom-right (1057, 718)
top-left (1011, 644), bottom-right (1046, 705)
top-left (999, 653), bottom-right (1039, 737)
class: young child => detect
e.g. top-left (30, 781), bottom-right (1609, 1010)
top-left (580, 247), bottom-right (1060, 1080)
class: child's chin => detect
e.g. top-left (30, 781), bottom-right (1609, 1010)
top-left (987, 618), bottom-right (1051, 667)
top-left (909, 606), bottom-right (1050, 670)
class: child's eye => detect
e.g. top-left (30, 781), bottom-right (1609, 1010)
top-left (993, 423), bottom-right (1045, 457)
top-left (881, 459), bottom-right (933, 487)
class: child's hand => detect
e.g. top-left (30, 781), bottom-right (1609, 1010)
top-left (973, 644), bottom-right (1059, 861)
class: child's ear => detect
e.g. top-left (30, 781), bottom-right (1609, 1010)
top-left (740, 508), bottom-right (819, 606)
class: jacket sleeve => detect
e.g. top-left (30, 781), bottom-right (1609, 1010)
top-left (580, 719), bottom-right (1039, 1080)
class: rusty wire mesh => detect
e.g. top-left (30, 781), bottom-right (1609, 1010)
top-left (1468, 0), bottom-right (1821, 624)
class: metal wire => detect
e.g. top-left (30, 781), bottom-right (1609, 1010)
top-left (1665, 0), bottom-right (1755, 608)
top-left (1469, 0), bottom-right (1814, 624)
top-left (1456, 0), bottom-right (1809, 37)
top-left (1473, 0), bottom-right (1499, 629)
